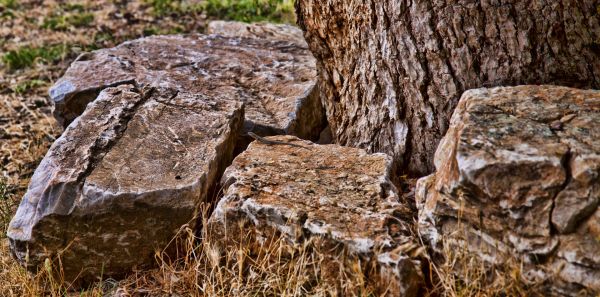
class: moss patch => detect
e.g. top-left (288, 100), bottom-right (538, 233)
top-left (2, 44), bottom-right (70, 70)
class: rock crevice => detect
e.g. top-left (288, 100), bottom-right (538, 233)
top-left (77, 86), bottom-right (153, 186)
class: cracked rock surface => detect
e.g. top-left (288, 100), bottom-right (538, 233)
top-left (49, 33), bottom-right (323, 145)
top-left (7, 84), bottom-right (244, 283)
top-left (207, 136), bottom-right (423, 296)
top-left (416, 85), bottom-right (600, 295)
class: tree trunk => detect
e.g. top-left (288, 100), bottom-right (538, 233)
top-left (296, 0), bottom-right (600, 176)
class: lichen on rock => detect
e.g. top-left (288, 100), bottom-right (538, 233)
top-left (417, 85), bottom-right (600, 295)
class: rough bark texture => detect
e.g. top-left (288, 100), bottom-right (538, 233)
top-left (296, 0), bottom-right (600, 175)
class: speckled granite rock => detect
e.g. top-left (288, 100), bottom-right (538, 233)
top-left (207, 20), bottom-right (307, 47)
top-left (49, 34), bottom-right (323, 146)
top-left (7, 84), bottom-right (244, 284)
top-left (207, 136), bottom-right (423, 296)
top-left (417, 85), bottom-right (600, 295)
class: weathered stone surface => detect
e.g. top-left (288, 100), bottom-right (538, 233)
top-left (207, 20), bottom-right (307, 47)
top-left (296, 0), bottom-right (600, 175)
top-left (7, 84), bottom-right (244, 283)
top-left (49, 34), bottom-right (324, 146)
top-left (417, 85), bottom-right (600, 295)
top-left (207, 136), bottom-right (423, 296)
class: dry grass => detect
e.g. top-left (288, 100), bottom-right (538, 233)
top-left (0, 216), bottom-right (537, 297)
top-left (0, 208), bottom-right (376, 296)
top-left (426, 241), bottom-right (534, 297)
top-left (110, 213), bottom-right (377, 297)
top-left (418, 215), bottom-right (546, 297)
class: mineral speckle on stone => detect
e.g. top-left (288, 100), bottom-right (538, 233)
top-left (207, 135), bottom-right (423, 296)
top-left (417, 85), bottom-right (600, 295)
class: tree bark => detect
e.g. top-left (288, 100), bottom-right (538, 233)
top-left (296, 0), bottom-right (600, 175)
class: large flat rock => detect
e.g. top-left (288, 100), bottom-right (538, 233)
top-left (417, 85), bottom-right (600, 295)
top-left (207, 136), bottom-right (423, 296)
top-left (7, 84), bottom-right (244, 283)
top-left (49, 34), bottom-right (323, 144)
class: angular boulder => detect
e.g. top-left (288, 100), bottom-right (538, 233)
top-left (417, 85), bottom-right (600, 295)
top-left (7, 84), bottom-right (244, 283)
top-left (49, 34), bottom-right (323, 146)
top-left (207, 136), bottom-right (424, 296)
